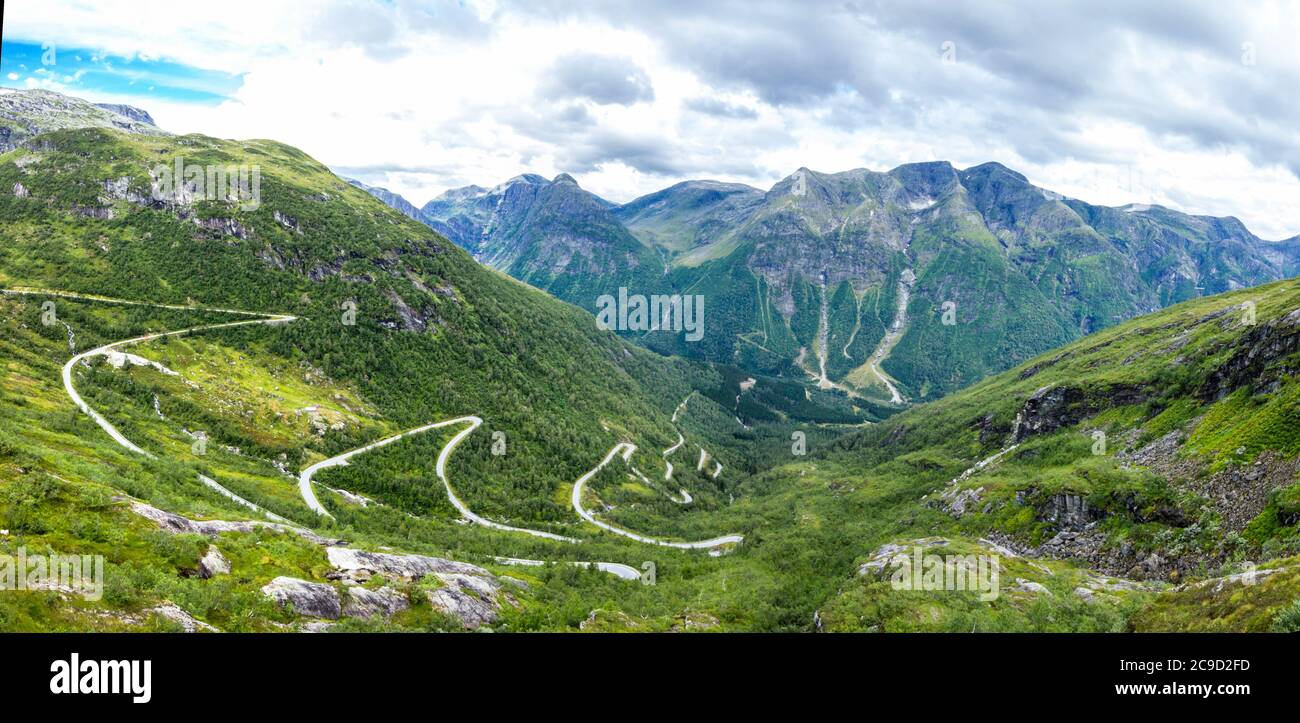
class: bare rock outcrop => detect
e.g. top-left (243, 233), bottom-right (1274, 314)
top-left (326, 547), bottom-right (512, 628)
top-left (261, 577), bottom-right (342, 619)
top-left (98, 602), bottom-right (218, 632)
top-left (857, 537), bottom-right (950, 576)
top-left (198, 545), bottom-right (231, 579)
top-left (1015, 384), bottom-right (1145, 442)
top-left (325, 547), bottom-right (489, 582)
top-left (123, 498), bottom-right (340, 546)
top-left (149, 602), bottom-right (219, 632)
top-left (1041, 492), bottom-right (1099, 531)
top-left (343, 586), bottom-right (409, 619)
top-left (426, 573), bottom-right (506, 629)
top-left (939, 485), bottom-right (985, 518)
top-left (1197, 307), bottom-right (1300, 401)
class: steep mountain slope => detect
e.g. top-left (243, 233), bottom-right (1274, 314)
top-left (804, 276), bottom-right (1300, 631)
top-left (7, 88), bottom-right (1296, 633)
top-left (680, 161), bottom-right (1298, 402)
top-left (346, 161), bottom-right (1300, 630)
top-left (94, 103), bottom-right (158, 127)
top-left (0, 89), bottom-right (870, 632)
top-left (418, 173), bottom-right (664, 303)
top-left (344, 177), bottom-right (428, 224)
top-left (367, 161), bottom-right (1300, 407)
top-left (1248, 234), bottom-right (1300, 279)
top-left (613, 179), bottom-right (764, 254)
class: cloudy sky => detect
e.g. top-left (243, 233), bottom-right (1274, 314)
top-left (3, 0), bottom-right (1299, 238)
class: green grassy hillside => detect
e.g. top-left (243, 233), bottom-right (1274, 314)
top-left (0, 96), bottom-right (861, 631)
top-left (2, 89), bottom-right (1296, 633)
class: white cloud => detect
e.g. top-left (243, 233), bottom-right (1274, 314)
top-left (5, 0), bottom-right (1300, 238)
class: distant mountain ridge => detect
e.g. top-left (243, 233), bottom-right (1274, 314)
top-left (354, 161), bottom-right (1300, 405)
top-left (416, 172), bottom-right (664, 303)
top-left (612, 180), bottom-right (766, 253)
top-left (344, 177), bottom-right (428, 223)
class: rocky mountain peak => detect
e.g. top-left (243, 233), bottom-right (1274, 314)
top-left (503, 173), bottom-right (549, 188)
top-left (352, 157), bottom-right (1300, 406)
top-left (94, 102), bottom-right (158, 127)
top-left (888, 160), bottom-right (961, 201)
top-left (960, 161), bottom-right (1028, 183)
top-left (0, 87), bottom-right (168, 153)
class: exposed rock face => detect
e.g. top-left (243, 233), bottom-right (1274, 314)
top-left (326, 547), bottom-right (490, 581)
top-left (976, 413), bottom-right (1010, 446)
top-left (261, 577), bottom-right (341, 619)
top-left (326, 547), bottom-right (510, 628)
top-left (978, 537), bottom-right (1020, 558)
top-left (98, 603), bottom-right (218, 632)
top-left (1013, 578), bottom-right (1050, 594)
top-left (857, 537), bottom-right (949, 576)
top-left (1031, 529), bottom-right (1184, 581)
top-left (1121, 429), bottom-right (1187, 472)
top-left (149, 602), bottom-right (218, 632)
top-left (99, 175), bottom-right (151, 205)
top-left (741, 165), bottom-right (930, 306)
top-left (343, 586), bottom-right (409, 619)
top-left (1197, 307), bottom-right (1300, 401)
top-left (1122, 428), bottom-right (1300, 533)
top-left (123, 498), bottom-right (341, 546)
top-left (1172, 563), bottom-right (1294, 594)
top-left (1184, 453), bottom-right (1300, 532)
top-left (384, 288), bottom-right (433, 332)
top-left (345, 178), bottom-right (428, 224)
top-left (1041, 493), bottom-right (1099, 531)
top-left (1073, 573), bottom-right (1154, 603)
top-left (0, 88), bottom-right (166, 152)
top-left (74, 205), bottom-right (114, 219)
top-left (94, 102), bottom-right (158, 127)
top-left (257, 551), bottom-right (512, 624)
top-left (578, 608), bottom-right (641, 631)
top-left (420, 173), bottom-right (642, 271)
top-left (671, 611), bottom-right (721, 631)
top-left (198, 545), bottom-right (231, 579)
top-left (1015, 384), bottom-right (1145, 441)
top-left (415, 173), bottom-right (662, 309)
top-left (940, 485), bottom-right (985, 518)
top-left (193, 216), bottom-right (252, 240)
top-left (105, 350), bottom-right (179, 375)
top-left (273, 209), bottom-right (300, 232)
top-left (426, 573), bottom-right (506, 629)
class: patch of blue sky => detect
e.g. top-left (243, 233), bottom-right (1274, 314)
top-left (0, 40), bottom-right (243, 104)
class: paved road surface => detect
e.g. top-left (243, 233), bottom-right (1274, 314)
top-left (571, 443), bottom-right (743, 549)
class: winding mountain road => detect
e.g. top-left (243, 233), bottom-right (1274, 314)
top-left (662, 431), bottom-right (684, 481)
top-left (2, 288), bottom-right (294, 522)
top-left (301, 415), bottom-right (579, 543)
top-left (7, 287), bottom-right (742, 564)
top-left (571, 443), bottom-right (743, 549)
top-left (493, 557), bottom-right (640, 581)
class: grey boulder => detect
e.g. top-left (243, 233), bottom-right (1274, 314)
top-left (261, 576), bottom-right (341, 619)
